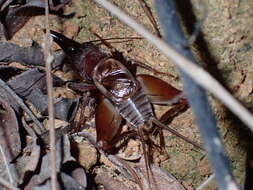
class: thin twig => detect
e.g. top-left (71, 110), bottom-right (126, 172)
top-left (196, 174), bottom-right (215, 190)
top-left (0, 79), bottom-right (44, 134)
top-left (156, 1), bottom-right (238, 190)
top-left (93, 0), bottom-right (253, 132)
top-left (43, 0), bottom-right (57, 189)
top-left (0, 145), bottom-right (15, 185)
top-left (0, 176), bottom-right (19, 190)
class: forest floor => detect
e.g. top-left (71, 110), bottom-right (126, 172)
top-left (3, 0), bottom-right (253, 189)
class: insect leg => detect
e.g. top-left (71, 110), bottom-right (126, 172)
top-left (67, 82), bottom-right (97, 92)
top-left (138, 126), bottom-right (152, 190)
top-left (131, 59), bottom-right (177, 79)
top-left (137, 74), bottom-right (182, 104)
top-left (95, 97), bottom-right (122, 151)
top-left (150, 117), bottom-right (203, 150)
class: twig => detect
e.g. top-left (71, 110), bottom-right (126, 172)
top-left (0, 78), bottom-right (44, 134)
top-left (0, 145), bottom-right (16, 185)
top-left (155, 1), bottom-right (237, 190)
top-left (92, 0), bottom-right (253, 135)
top-left (43, 0), bottom-right (57, 189)
top-left (196, 174), bottom-right (215, 190)
top-left (0, 176), bottom-right (19, 190)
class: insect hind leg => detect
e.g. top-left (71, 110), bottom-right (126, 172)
top-left (150, 117), bottom-right (203, 150)
top-left (137, 126), bottom-right (159, 190)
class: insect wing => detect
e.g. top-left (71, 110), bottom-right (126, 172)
top-left (137, 74), bottom-right (182, 104)
top-left (95, 97), bottom-right (122, 150)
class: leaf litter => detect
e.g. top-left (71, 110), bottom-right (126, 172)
top-left (0, 0), bottom-right (251, 190)
top-left (0, 0), bottom-right (239, 190)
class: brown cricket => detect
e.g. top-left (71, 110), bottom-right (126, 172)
top-left (50, 30), bottom-right (201, 189)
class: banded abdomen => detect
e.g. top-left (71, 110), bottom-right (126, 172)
top-left (116, 88), bottom-right (153, 127)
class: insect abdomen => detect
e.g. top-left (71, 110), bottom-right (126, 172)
top-left (117, 88), bottom-right (153, 127)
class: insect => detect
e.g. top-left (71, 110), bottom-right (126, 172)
top-left (50, 30), bottom-right (195, 143)
top-left (50, 30), bottom-right (202, 189)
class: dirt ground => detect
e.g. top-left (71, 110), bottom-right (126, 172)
top-left (7, 0), bottom-right (253, 189)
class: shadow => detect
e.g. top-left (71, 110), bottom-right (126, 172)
top-left (174, 0), bottom-right (227, 86)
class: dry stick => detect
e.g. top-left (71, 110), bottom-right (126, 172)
top-left (0, 79), bottom-right (44, 134)
top-left (0, 0), bottom-right (13, 12)
top-left (196, 174), bottom-right (215, 190)
top-left (43, 0), bottom-right (57, 189)
top-left (0, 145), bottom-right (15, 185)
top-left (93, 0), bottom-right (253, 131)
top-left (0, 177), bottom-right (19, 190)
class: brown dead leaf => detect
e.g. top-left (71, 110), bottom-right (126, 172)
top-left (0, 97), bottom-right (21, 159)
top-left (94, 165), bottom-right (139, 190)
top-left (19, 139), bottom-right (41, 185)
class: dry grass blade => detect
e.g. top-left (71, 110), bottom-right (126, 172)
top-left (0, 176), bottom-right (19, 190)
top-left (196, 174), bottom-right (215, 190)
top-left (93, 0), bottom-right (253, 131)
top-left (43, 0), bottom-right (57, 189)
top-left (0, 145), bottom-right (16, 186)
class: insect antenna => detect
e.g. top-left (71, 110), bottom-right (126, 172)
top-left (137, 0), bottom-right (162, 38)
top-left (89, 28), bottom-right (115, 49)
top-left (89, 36), bottom-right (143, 44)
top-left (89, 29), bottom-right (127, 60)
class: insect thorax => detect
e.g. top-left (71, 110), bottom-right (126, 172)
top-left (93, 58), bottom-right (154, 127)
